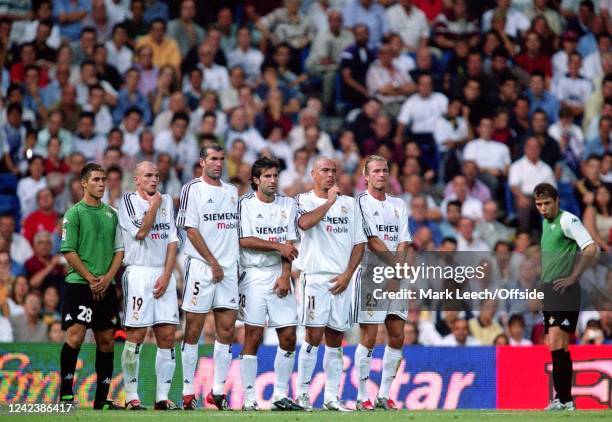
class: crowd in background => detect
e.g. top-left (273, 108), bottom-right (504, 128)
top-left (0, 0), bottom-right (610, 346)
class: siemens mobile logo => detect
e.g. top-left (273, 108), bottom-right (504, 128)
top-left (377, 224), bottom-right (399, 242)
top-left (256, 225), bottom-right (289, 243)
top-left (323, 216), bottom-right (349, 234)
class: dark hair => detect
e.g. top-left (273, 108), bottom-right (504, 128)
top-left (80, 59), bottom-right (95, 70)
top-left (125, 106), bottom-right (143, 117)
top-left (6, 102), bottom-right (22, 115)
top-left (579, 0), bottom-right (595, 12)
top-left (250, 157), bottom-right (280, 190)
top-left (533, 183), bottom-right (558, 199)
top-left (508, 313), bottom-right (526, 328)
top-left (112, 22), bottom-right (127, 35)
top-left (80, 163), bottom-right (105, 181)
top-left (88, 83), bottom-right (104, 94)
top-left (200, 143), bottom-right (223, 159)
top-left (171, 111), bottom-right (190, 125)
top-left (106, 164), bottom-right (123, 178)
top-left (150, 18), bottom-right (167, 30)
top-left (447, 200), bottom-right (462, 210)
top-left (441, 237), bottom-right (458, 246)
top-left (79, 111), bottom-right (95, 121)
top-left (80, 26), bottom-right (96, 38)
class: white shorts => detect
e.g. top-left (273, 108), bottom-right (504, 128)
top-left (181, 257), bottom-right (239, 314)
top-left (353, 266), bottom-right (408, 324)
top-left (238, 267), bottom-right (298, 328)
top-left (122, 266), bottom-right (179, 327)
top-left (300, 270), bottom-right (360, 332)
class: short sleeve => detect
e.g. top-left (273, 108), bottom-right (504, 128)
top-left (399, 201), bottom-right (412, 243)
top-left (176, 182), bottom-right (199, 229)
top-left (286, 198), bottom-right (299, 242)
top-left (238, 197), bottom-right (255, 238)
top-left (60, 206), bottom-right (80, 253)
top-left (353, 200), bottom-right (367, 245)
top-left (165, 194), bottom-right (179, 243)
top-left (508, 162), bottom-right (520, 188)
top-left (357, 194), bottom-right (375, 237)
top-left (560, 212), bottom-right (595, 250)
top-left (296, 193), bottom-right (312, 216)
top-left (118, 193), bottom-right (140, 239)
top-left (114, 223), bottom-right (124, 252)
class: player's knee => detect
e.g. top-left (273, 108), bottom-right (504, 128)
top-left (388, 333), bottom-right (404, 349)
top-left (216, 325), bottom-right (235, 343)
top-left (279, 331), bottom-right (297, 351)
top-left (67, 329), bottom-right (85, 348)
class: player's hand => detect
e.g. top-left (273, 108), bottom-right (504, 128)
top-left (329, 272), bottom-right (350, 295)
top-left (148, 191), bottom-right (163, 209)
top-left (153, 273), bottom-right (171, 299)
top-left (211, 261), bottom-right (224, 283)
top-left (552, 275), bottom-right (578, 294)
top-left (273, 275), bottom-right (291, 298)
top-left (91, 274), bottom-right (113, 296)
top-left (326, 186), bottom-right (341, 205)
top-left (277, 243), bottom-right (298, 261)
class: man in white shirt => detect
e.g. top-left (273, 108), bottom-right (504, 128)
top-left (463, 117), bottom-right (511, 195)
top-left (386, 0), bottom-right (429, 52)
top-left (225, 107), bottom-right (269, 164)
top-left (237, 157), bottom-right (303, 411)
top-left (0, 215), bottom-right (33, 265)
top-left (456, 217), bottom-right (489, 252)
top-left (118, 161), bottom-right (180, 410)
top-left (481, 0), bottom-right (531, 38)
top-left (295, 157), bottom-right (366, 412)
top-left (227, 27), bottom-right (264, 84)
top-left (509, 137), bottom-right (556, 234)
top-left (354, 156), bottom-right (411, 411)
top-left (153, 112), bottom-right (199, 183)
top-left (105, 23), bottom-right (133, 75)
top-left (177, 144), bottom-right (240, 411)
top-left (197, 43), bottom-right (230, 93)
top-left (554, 52), bottom-right (593, 118)
top-left (440, 319), bottom-right (480, 346)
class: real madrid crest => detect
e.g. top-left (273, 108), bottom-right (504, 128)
top-left (160, 207), bottom-right (167, 217)
top-left (280, 210), bottom-right (287, 219)
top-left (191, 297), bottom-right (197, 306)
top-left (231, 197), bottom-right (236, 205)
top-left (133, 312), bottom-right (139, 321)
top-left (341, 206), bottom-right (348, 214)
top-left (394, 208), bottom-right (399, 218)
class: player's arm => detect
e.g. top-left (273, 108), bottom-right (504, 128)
top-left (61, 208), bottom-right (98, 285)
top-left (297, 187), bottom-right (340, 231)
top-left (239, 237), bottom-right (298, 261)
top-left (273, 241), bottom-right (294, 297)
top-left (330, 242), bottom-right (365, 295)
top-left (63, 252), bottom-right (97, 285)
top-left (154, 241), bottom-right (178, 299)
top-left (186, 227), bottom-right (224, 282)
top-left (92, 249), bottom-right (125, 297)
top-left (135, 192), bottom-right (162, 241)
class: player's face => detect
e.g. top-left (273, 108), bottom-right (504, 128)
top-left (83, 170), bottom-right (107, 200)
top-left (534, 195), bottom-right (559, 220)
top-left (256, 167), bottom-right (279, 196)
top-left (136, 165), bottom-right (160, 195)
top-left (202, 149), bottom-right (225, 180)
top-left (366, 160), bottom-right (389, 192)
top-left (312, 160), bottom-right (337, 190)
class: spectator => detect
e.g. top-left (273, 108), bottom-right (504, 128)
top-left (279, 147), bottom-right (313, 196)
top-left (444, 160), bottom-right (492, 204)
top-left (226, 106), bottom-right (269, 164)
top-left (50, 85), bottom-right (83, 132)
top-left (0, 102), bottom-right (28, 174)
top-left (84, 84), bottom-right (113, 135)
top-left (583, 184), bottom-right (612, 251)
top-left (305, 9), bottom-right (354, 110)
top-left (156, 153), bottom-right (182, 208)
top-left (386, 0), bottom-right (428, 52)
top-left (22, 1), bottom-right (61, 49)
top-left (25, 229), bottom-right (66, 293)
top-left (440, 318), bottom-right (480, 346)
top-left (151, 89), bottom-right (185, 135)
top-left (134, 18), bottom-right (181, 72)
top-left (366, 42), bottom-right (415, 115)
top-left (515, 30), bottom-right (552, 78)
top-left (167, 0), bottom-right (205, 57)
top-left (509, 137), bottom-right (556, 234)
top-left (554, 52), bottom-right (593, 118)
top-left (408, 194), bottom-right (443, 246)
top-left (584, 116), bottom-right (612, 158)
top-left (527, 72), bottom-right (560, 123)
top-left (481, 0), bottom-right (530, 38)
top-left (340, 24), bottom-right (376, 108)
top-left (456, 217), bottom-right (489, 251)
top-left (17, 156), bottom-right (47, 218)
top-left (469, 299), bottom-right (504, 345)
top-left (227, 27), bottom-right (264, 85)
top-left (493, 333), bottom-right (509, 345)
top-left (548, 107), bottom-right (585, 176)
top-left (53, 0), bottom-right (91, 42)
top-left (552, 30), bottom-right (580, 82)
top-left (153, 111), bottom-right (199, 182)
top-left (10, 292), bottom-right (47, 342)
top-left (583, 33), bottom-right (610, 81)
top-left (48, 320), bottom-right (64, 343)
top-left (72, 111), bottom-right (107, 161)
top-left (105, 23), bottom-right (132, 75)
top-left (40, 285), bottom-right (61, 324)
top-left (508, 314), bottom-right (533, 346)
top-left (196, 42), bottom-right (230, 93)
top-left (431, 0), bottom-right (479, 50)
top-left (524, 0), bottom-right (563, 35)
top-left (123, 0), bottom-right (148, 42)
top-left (475, 200), bottom-right (515, 250)
top-left (22, 188), bottom-right (57, 245)
top-left (113, 67), bottom-right (152, 125)
top-left (82, 0), bottom-right (115, 42)
top-left (7, 275), bottom-right (28, 316)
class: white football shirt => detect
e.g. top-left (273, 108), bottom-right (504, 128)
top-left (357, 191), bottom-right (411, 253)
top-left (177, 178), bottom-right (239, 268)
top-left (238, 193), bottom-right (299, 269)
top-left (118, 192), bottom-right (179, 267)
top-left (296, 191), bottom-right (367, 274)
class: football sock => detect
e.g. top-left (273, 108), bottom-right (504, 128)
top-left (60, 343), bottom-right (80, 398)
top-left (94, 349), bottom-right (114, 406)
top-left (240, 354), bottom-right (257, 403)
top-left (212, 341), bottom-right (232, 395)
top-left (181, 342), bottom-right (198, 396)
top-left (121, 341), bottom-right (141, 402)
top-left (296, 342), bottom-right (318, 397)
top-left (379, 346), bottom-right (402, 399)
top-left (355, 343), bottom-right (373, 401)
top-left (323, 346), bottom-right (343, 402)
top-left (155, 347), bottom-right (175, 402)
top-left (273, 347), bottom-right (295, 400)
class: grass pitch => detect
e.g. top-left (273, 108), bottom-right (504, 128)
top-left (1, 409), bottom-right (610, 421)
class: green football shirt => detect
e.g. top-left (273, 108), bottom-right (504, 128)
top-left (540, 209), bottom-right (594, 283)
top-left (60, 200), bottom-right (123, 285)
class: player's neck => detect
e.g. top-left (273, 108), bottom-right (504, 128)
top-left (546, 208), bottom-right (560, 222)
top-left (201, 174), bottom-right (221, 187)
top-left (136, 189), bottom-right (150, 201)
top-left (82, 194), bottom-right (101, 207)
top-left (313, 186), bottom-right (327, 199)
top-left (368, 187), bottom-right (386, 201)
top-left (256, 190), bottom-right (274, 203)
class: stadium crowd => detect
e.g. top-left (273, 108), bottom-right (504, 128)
top-left (0, 0), bottom-right (610, 347)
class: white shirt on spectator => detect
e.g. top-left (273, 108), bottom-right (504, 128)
top-left (582, 51), bottom-right (603, 80)
top-left (393, 54), bottom-right (416, 75)
top-left (463, 138), bottom-right (511, 171)
top-left (457, 233), bottom-right (490, 252)
top-left (154, 129), bottom-right (199, 180)
top-left (509, 337), bottom-right (533, 346)
top-left (398, 92), bottom-right (448, 134)
top-left (288, 126), bottom-right (335, 156)
top-left (509, 156), bottom-right (556, 196)
top-left (0, 316), bottom-right (13, 342)
top-left (227, 47), bottom-right (264, 83)
top-left (17, 176), bottom-right (47, 218)
top-left (226, 127), bottom-right (268, 164)
top-left (10, 233), bottom-right (33, 265)
top-left (105, 40), bottom-right (134, 75)
top-left (22, 21), bottom-right (61, 49)
top-left (440, 195), bottom-right (484, 221)
top-left (440, 333), bottom-right (481, 346)
top-left (481, 7), bottom-right (530, 38)
top-left (548, 121), bottom-right (585, 159)
top-left (366, 60), bottom-right (414, 104)
top-left (386, 3), bottom-right (429, 49)
top-left (434, 115), bottom-right (469, 153)
top-left (198, 63), bottom-right (230, 93)
top-left (189, 107), bottom-right (227, 139)
top-left (554, 74), bottom-right (593, 108)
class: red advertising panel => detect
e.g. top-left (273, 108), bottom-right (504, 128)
top-left (497, 345), bottom-right (612, 409)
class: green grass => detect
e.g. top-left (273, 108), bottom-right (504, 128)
top-left (1, 409), bottom-right (610, 421)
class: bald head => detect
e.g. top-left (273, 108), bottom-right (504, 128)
top-left (311, 156), bottom-right (337, 191)
top-left (134, 161), bottom-right (159, 195)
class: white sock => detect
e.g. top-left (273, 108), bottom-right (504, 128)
top-left (240, 354), bottom-right (257, 403)
top-left (379, 346), bottom-right (402, 399)
top-left (121, 341), bottom-right (141, 402)
top-left (213, 341), bottom-right (232, 395)
top-left (296, 342), bottom-right (318, 396)
top-left (155, 348), bottom-right (176, 402)
top-left (181, 342), bottom-right (198, 396)
top-left (273, 347), bottom-right (295, 400)
top-left (354, 344), bottom-right (373, 401)
top-left (323, 346), bottom-right (343, 402)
